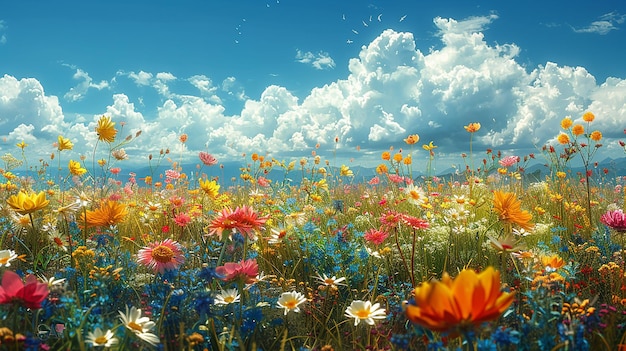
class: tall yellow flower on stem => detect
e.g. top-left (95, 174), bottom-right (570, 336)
top-left (7, 191), bottom-right (50, 215)
top-left (405, 267), bottom-right (515, 334)
top-left (68, 160), bottom-right (87, 176)
top-left (57, 135), bottom-right (74, 151)
top-left (95, 115), bottom-right (117, 143)
top-left (464, 122), bottom-right (481, 133)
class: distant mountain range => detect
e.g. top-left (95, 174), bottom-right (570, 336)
top-left (133, 156), bottom-right (626, 186)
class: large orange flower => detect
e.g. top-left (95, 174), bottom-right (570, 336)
top-left (492, 190), bottom-right (534, 231)
top-left (95, 115), bottom-right (117, 143)
top-left (7, 191), bottom-right (50, 215)
top-left (405, 267), bottom-right (515, 333)
top-left (81, 200), bottom-right (128, 227)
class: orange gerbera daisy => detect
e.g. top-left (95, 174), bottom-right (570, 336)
top-left (80, 200), bottom-right (128, 227)
top-left (95, 115), bottom-right (117, 143)
top-left (405, 267), bottom-right (515, 333)
top-left (492, 190), bottom-right (534, 231)
top-left (572, 124), bottom-right (584, 136)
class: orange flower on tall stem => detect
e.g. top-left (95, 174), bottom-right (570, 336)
top-left (80, 200), bottom-right (128, 227)
top-left (492, 190), bottom-right (534, 231)
top-left (464, 122), bottom-right (481, 133)
top-left (405, 267), bottom-right (514, 334)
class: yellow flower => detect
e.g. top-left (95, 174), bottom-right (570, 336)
top-left (57, 135), bottom-right (73, 151)
top-left (393, 153), bottom-right (403, 163)
top-left (560, 117), bottom-right (573, 130)
top-left (556, 171), bottom-right (567, 179)
top-left (80, 200), bottom-right (128, 227)
top-left (7, 191), bottom-right (50, 215)
top-left (541, 254), bottom-right (566, 270)
top-left (403, 155), bottom-right (412, 165)
top-left (404, 134), bottom-right (420, 145)
top-left (95, 115), bottom-right (117, 143)
top-left (199, 178), bottom-right (220, 198)
top-left (68, 160), bottom-right (87, 176)
top-left (376, 164), bottom-right (388, 174)
top-left (557, 133), bottom-right (570, 145)
top-left (464, 123), bottom-right (481, 133)
top-left (339, 165), bottom-right (353, 177)
top-left (492, 190), bottom-right (534, 231)
top-left (590, 130), bottom-right (602, 141)
top-left (16, 141), bottom-right (27, 150)
top-left (405, 267), bottom-right (515, 333)
top-left (572, 124), bottom-right (584, 136)
top-left (381, 151), bottom-right (391, 161)
top-left (422, 141), bottom-right (437, 151)
top-left (582, 111), bottom-right (595, 122)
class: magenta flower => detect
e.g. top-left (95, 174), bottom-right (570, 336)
top-left (498, 155), bottom-right (520, 168)
top-left (600, 209), bottom-right (626, 233)
top-left (0, 271), bottom-right (49, 309)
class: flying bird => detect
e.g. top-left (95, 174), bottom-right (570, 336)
top-left (362, 20), bottom-right (368, 27)
top-left (352, 29), bottom-right (359, 35)
top-left (342, 14), bottom-right (346, 20)
top-left (399, 15), bottom-right (407, 22)
top-left (346, 39), bottom-right (353, 44)
top-left (377, 14), bottom-right (382, 22)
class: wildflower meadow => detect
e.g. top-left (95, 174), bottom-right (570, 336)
top-left (1, 112), bottom-right (626, 351)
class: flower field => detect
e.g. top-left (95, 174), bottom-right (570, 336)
top-left (1, 113), bottom-right (626, 350)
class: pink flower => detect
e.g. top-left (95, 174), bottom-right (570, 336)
top-left (498, 156), bottom-right (520, 168)
top-left (257, 176), bottom-right (270, 187)
top-left (600, 210), bottom-right (626, 233)
top-left (137, 239), bottom-right (185, 274)
top-left (110, 167), bottom-right (121, 175)
top-left (165, 169), bottom-right (180, 180)
top-left (368, 176), bottom-right (380, 185)
top-left (401, 214), bottom-right (430, 230)
top-left (364, 228), bottom-right (389, 245)
top-left (0, 271), bottom-right (49, 309)
top-left (387, 174), bottom-right (405, 184)
top-left (216, 259), bottom-right (259, 284)
top-left (208, 205), bottom-right (269, 238)
top-left (199, 152), bottom-right (218, 166)
top-left (174, 213), bottom-right (192, 227)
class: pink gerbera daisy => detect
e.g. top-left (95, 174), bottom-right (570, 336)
top-left (137, 239), bottom-right (185, 274)
top-left (208, 205), bottom-right (269, 239)
top-left (216, 259), bottom-right (259, 284)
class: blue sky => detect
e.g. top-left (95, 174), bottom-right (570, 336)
top-left (1, 0), bottom-right (625, 175)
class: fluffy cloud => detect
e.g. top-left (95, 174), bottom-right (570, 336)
top-left (295, 50), bottom-right (336, 70)
top-left (64, 67), bottom-right (110, 102)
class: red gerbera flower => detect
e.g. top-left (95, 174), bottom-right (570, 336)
top-left (364, 228), bottom-right (389, 245)
top-left (0, 270), bottom-right (49, 309)
top-left (208, 205), bottom-right (269, 238)
top-left (401, 214), bottom-right (430, 230)
top-left (600, 210), bottom-right (626, 233)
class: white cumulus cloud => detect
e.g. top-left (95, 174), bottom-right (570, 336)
top-left (295, 50), bottom-right (336, 70)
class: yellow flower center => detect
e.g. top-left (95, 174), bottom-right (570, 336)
top-left (151, 245), bottom-right (174, 263)
top-left (409, 191), bottom-right (421, 200)
top-left (355, 309), bottom-right (370, 318)
top-left (94, 336), bottom-right (108, 344)
top-left (0, 257), bottom-right (8, 265)
top-left (128, 321), bottom-right (143, 332)
top-left (224, 296), bottom-right (235, 303)
top-left (284, 300), bottom-right (297, 309)
top-left (324, 278), bottom-right (335, 285)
